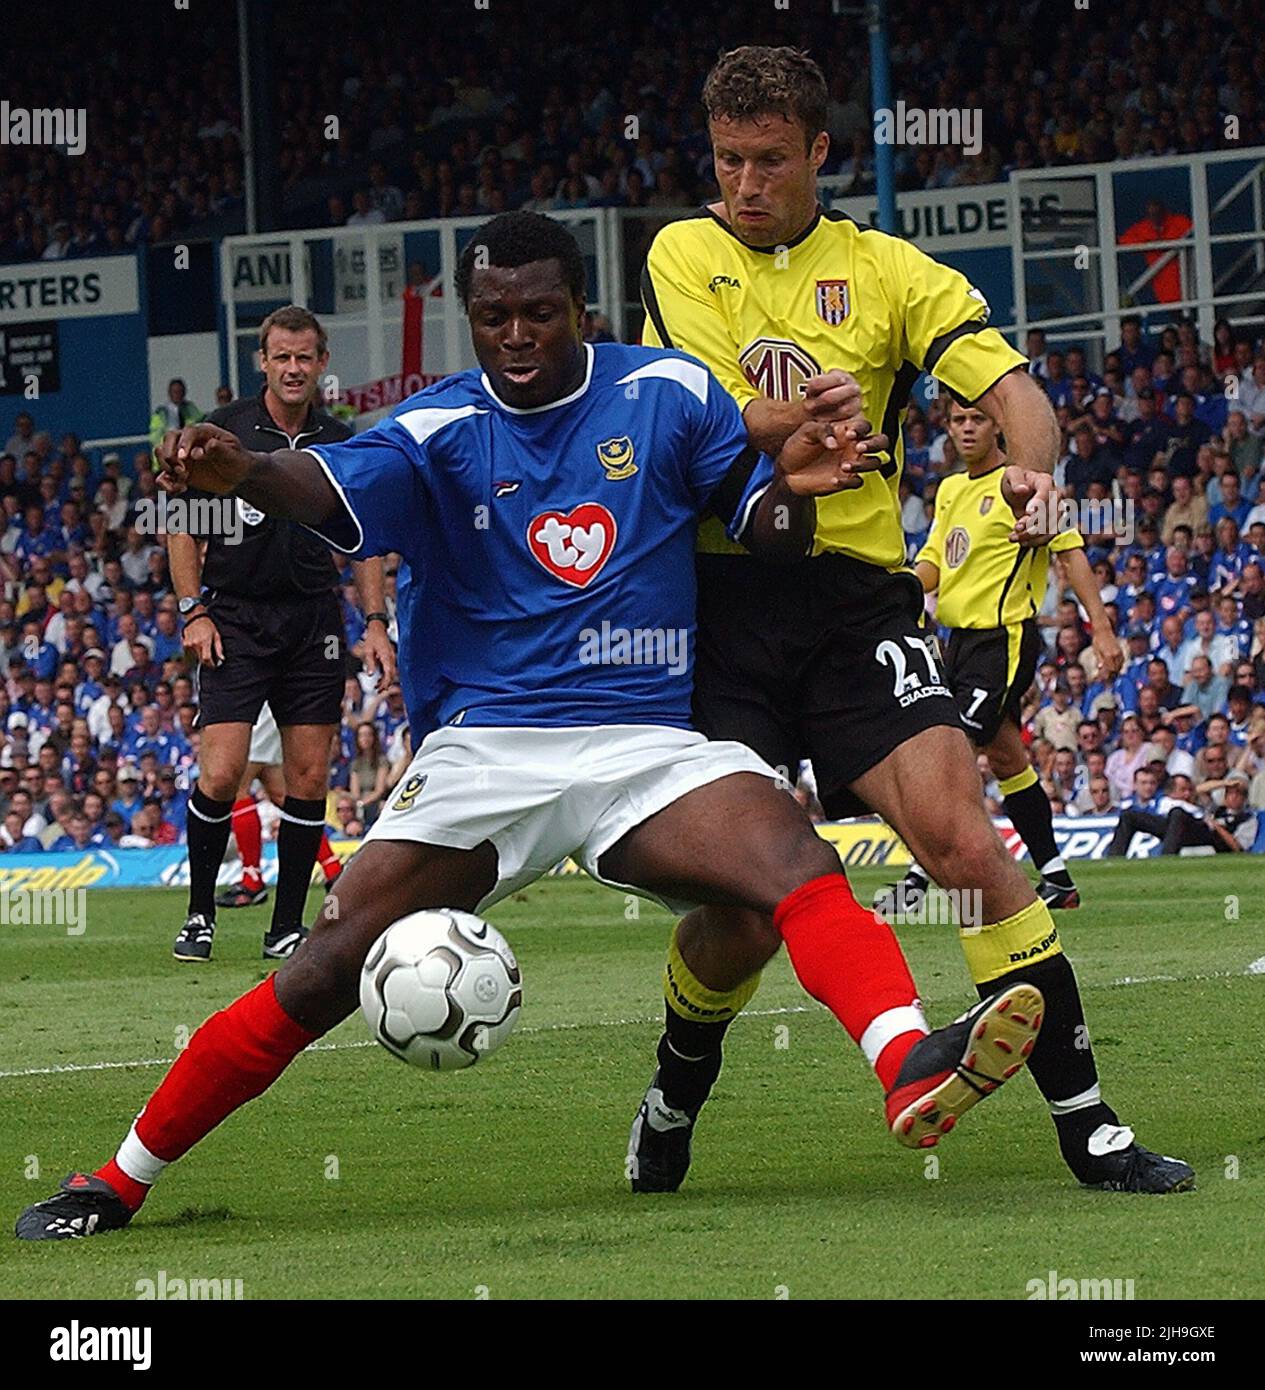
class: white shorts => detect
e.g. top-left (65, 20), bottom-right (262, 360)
top-left (362, 724), bottom-right (776, 913)
top-left (248, 703), bottom-right (283, 766)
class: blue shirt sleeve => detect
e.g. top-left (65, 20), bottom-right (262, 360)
top-left (304, 418), bottom-right (426, 559)
top-left (681, 364), bottom-right (774, 541)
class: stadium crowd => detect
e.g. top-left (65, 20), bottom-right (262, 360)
top-left (0, 412), bottom-right (404, 854)
top-left (3, 0), bottom-right (1263, 258)
top-left (904, 314), bottom-right (1265, 844)
top-left (2, 306), bottom-right (1262, 860)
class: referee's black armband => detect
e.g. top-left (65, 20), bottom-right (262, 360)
top-left (709, 446), bottom-right (764, 533)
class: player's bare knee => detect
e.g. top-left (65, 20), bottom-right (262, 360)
top-left (764, 831), bottom-right (841, 907)
top-left (286, 764), bottom-right (329, 800)
top-left (936, 823), bottom-right (1010, 893)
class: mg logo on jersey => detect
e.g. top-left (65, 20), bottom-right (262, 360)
top-left (944, 525), bottom-right (971, 568)
top-left (528, 503), bottom-right (617, 588)
top-left (739, 337), bottom-right (821, 402)
top-left (815, 279), bottom-right (850, 326)
top-left (596, 436), bottom-right (637, 481)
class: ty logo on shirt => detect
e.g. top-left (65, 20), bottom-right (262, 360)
top-left (528, 503), bottom-right (617, 588)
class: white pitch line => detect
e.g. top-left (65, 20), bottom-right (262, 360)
top-left (2, 967), bottom-right (1261, 1083)
top-left (0, 1004), bottom-right (816, 1081)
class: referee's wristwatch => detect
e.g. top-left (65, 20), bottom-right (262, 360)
top-left (364, 611), bottom-right (390, 629)
top-left (179, 596), bottom-right (209, 624)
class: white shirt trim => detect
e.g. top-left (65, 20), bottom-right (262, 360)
top-left (302, 447), bottom-right (364, 555)
top-left (480, 343), bottom-right (594, 415)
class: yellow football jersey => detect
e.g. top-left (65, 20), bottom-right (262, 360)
top-left (917, 466), bottom-right (1084, 630)
top-left (641, 206), bottom-right (1026, 565)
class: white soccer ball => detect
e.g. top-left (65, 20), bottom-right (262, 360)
top-left (359, 909), bottom-right (522, 1071)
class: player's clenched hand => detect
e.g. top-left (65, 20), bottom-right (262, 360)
top-left (361, 624), bottom-right (397, 688)
top-left (156, 423), bottom-right (254, 496)
top-left (803, 370), bottom-right (867, 428)
top-left (1092, 627), bottom-right (1124, 680)
top-left (1001, 466), bottom-right (1058, 545)
top-left (182, 614), bottom-right (224, 667)
top-left (776, 419), bottom-right (890, 496)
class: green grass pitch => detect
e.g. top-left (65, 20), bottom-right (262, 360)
top-left (1, 858), bottom-right (1262, 1300)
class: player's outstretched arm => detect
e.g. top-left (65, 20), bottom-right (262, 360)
top-left (1060, 547), bottom-right (1123, 677)
top-left (914, 559), bottom-right (939, 594)
top-left (979, 369), bottom-right (1062, 546)
top-left (155, 422), bottom-right (339, 526)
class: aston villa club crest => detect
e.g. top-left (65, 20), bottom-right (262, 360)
top-left (815, 279), bottom-right (850, 326)
top-left (980, 495), bottom-right (994, 515)
top-left (596, 435), bottom-right (637, 480)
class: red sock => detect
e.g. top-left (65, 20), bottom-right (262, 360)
top-left (317, 831), bottom-right (341, 883)
top-left (774, 873), bottom-right (928, 1090)
top-left (95, 977), bottom-right (318, 1210)
top-left (231, 798), bottom-right (262, 888)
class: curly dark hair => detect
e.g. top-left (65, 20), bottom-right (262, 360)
top-left (702, 46), bottom-right (828, 150)
top-left (455, 211), bottom-right (587, 309)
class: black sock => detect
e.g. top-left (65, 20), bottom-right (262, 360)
top-left (656, 1007), bottom-right (734, 1115)
top-left (1002, 782), bottom-right (1072, 886)
top-left (186, 786), bottom-right (235, 920)
top-left (978, 952), bottom-right (1117, 1179)
top-left (271, 796), bottom-right (327, 931)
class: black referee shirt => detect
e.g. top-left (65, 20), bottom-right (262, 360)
top-left (191, 390), bottom-right (352, 600)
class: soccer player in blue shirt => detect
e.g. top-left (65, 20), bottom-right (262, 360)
top-left (18, 213), bottom-right (1046, 1241)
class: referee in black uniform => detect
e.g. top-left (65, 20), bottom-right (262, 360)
top-left (166, 304), bottom-right (395, 961)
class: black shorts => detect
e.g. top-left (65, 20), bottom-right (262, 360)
top-left (195, 590), bottom-right (346, 729)
top-left (940, 619), bottom-right (1040, 746)
top-left (692, 553), bottom-right (960, 819)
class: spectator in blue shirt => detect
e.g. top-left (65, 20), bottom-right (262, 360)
top-left (14, 506), bottom-right (64, 564)
top-left (2, 810), bottom-right (43, 853)
top-left (1211, 518), bottom-right (1259, 591)
top-left (150, 607), bottom-right (183, 664)
top-left (110, 765), bottom-right (146, 823)
top-left (1155, 613), bottom-right (1190, 684)
top-left (1043, 350), bottom-right (1077, 409)
top-left (1152, 548), bottom-right (1199, 619)
top-left (1182, 654), bottom-right (1231, 720)
top-left (1210, 472), bottom-right (1252, 531)
top-left (156, 766), bottom-right (189, 837)
top-left (17, 619), bottom-right (58, 681)
top-left (1215, 594), bottom-right (1253, 658)
top-left (48, 811), bottom-right (103, 853)
top-left (1120, 765), bottom-right (1166, 814)
top-left (1115, 315), bottom-right (1156, 375)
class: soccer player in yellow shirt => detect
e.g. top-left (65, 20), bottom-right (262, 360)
top-left (628, 45), bottom-right (1192, 1196)
top-left (905, 396), bottom-right (1125, 910)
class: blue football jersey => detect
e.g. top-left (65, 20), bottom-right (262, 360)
top-left (307, 343), bottom-right (773, 732)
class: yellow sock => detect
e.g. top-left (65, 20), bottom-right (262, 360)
top-left (997, 766), bottom-right (1038, 798)
top-left (958, 898), bottom-right (1062, 987)
top-left (665, 924), bottom-right (761, 1022)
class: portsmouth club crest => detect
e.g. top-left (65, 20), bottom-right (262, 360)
top-left (815, 279), bottom-right (850, 326)
top-left (596, 435), bottom-right (637, 480)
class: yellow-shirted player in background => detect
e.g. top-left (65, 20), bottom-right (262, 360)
top-left (628, 45), bottom-right (1193, 1197)
top-left (906, 396), bottom-right (1124, 912)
